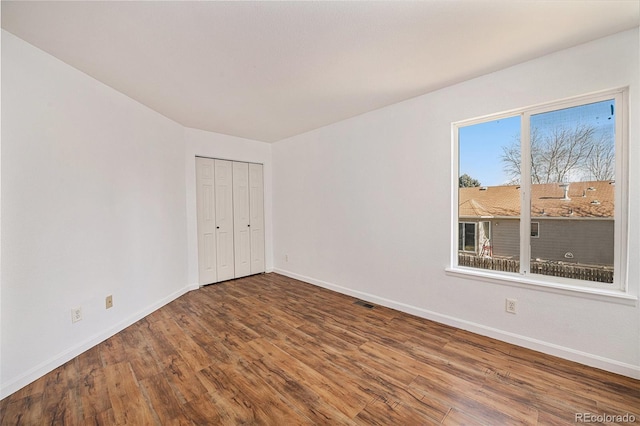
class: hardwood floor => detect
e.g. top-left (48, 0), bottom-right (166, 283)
top-left (1, 273), bottom-right (639, 425)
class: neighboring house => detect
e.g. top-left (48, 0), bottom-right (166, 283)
top-left (458, 180), bottom-right (614, 267)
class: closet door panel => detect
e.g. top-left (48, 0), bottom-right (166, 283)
top-left (233, 161), bottom-right (251, 278)
top-left (214, 159), bottom-right (235, 281)
top-left (196, 158), bottom-right (217, 284)
top-left (249, 163), bottom-right (265, 274)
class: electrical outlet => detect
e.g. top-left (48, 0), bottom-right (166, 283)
top-left (505, 298), bottom-right (517, 314)
top-left (71, 307), bottom-right (82, 323)
top-left (105, 295), bottom-right (113, 309)
top-left (284, 254), bottom-right (288, 262)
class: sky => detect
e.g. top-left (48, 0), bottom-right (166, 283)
top-left (458, 115), bottom-right (520, 187)
top-left (458, 99), bottom-right (615, 187)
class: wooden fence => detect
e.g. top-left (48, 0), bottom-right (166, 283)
top-left (458, 254), bottom-right (613, 284)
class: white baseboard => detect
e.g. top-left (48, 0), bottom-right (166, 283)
top-left (272, 268), bottom-right (640, 380)
top-left (186, 282), bottom-right (201, 291)
top-left (1, 284), bottom-right (198, 399)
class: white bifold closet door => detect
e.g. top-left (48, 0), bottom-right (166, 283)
top-left (195, 158), bottom-right (217, 284)
top-left (233, 162), bottom-right (251, 278)
top-left (196, 157), bottom-right (265, 285)
top-left (214, 159), bottom-right (235, 282)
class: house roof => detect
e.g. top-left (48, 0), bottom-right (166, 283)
top-left (459, 181), bottom-right (614, 219)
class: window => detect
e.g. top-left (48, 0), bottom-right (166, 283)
top-left (531, 222), bottom-right (539, 238)
top-left (459, 222), bottom-right (476, 252)
top-left (454, 89), bottom-right (627, 291)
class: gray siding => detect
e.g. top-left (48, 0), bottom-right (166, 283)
top-left (491, 219), bottom-right (520, 259)
top-left (461, 218), bottom-right (614, 267)
top-left (531, 219), bottom-right (613, 266)
top-left (458, 218), bottom-right (613, 266)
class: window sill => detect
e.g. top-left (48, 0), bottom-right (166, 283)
top-left (445, 266), bottom-right (637, 305)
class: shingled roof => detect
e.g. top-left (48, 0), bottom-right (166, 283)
top-left (459, 180), bottom-right (614, 218)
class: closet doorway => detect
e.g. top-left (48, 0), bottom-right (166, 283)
top-left (195, 157), bottom-right (265, 285)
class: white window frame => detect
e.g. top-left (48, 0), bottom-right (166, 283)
top-left (448, 88), bottom-right (631, 301)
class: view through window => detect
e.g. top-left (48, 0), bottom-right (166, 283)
top-left (457, 95), bottom-right (619, 285)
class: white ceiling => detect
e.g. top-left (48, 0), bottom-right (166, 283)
top-left (2, 1), bottom-right (638, 143)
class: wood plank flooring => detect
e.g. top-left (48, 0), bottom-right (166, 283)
top-left (2, 273), bottom-right (639, 425)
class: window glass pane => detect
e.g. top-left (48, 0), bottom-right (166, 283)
top-left (458, 116), bottom-right (521, 272)
top-left (464, 223), bottom-right (476, 252)
top-left (531, 222), bottom-right (539, 238)
top-left (529, 99), bottom-right (615, 284)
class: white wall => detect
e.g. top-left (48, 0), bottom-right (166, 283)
top-left (1, 31), bottom-right (189, 397)
top-left (184, 127), bottom-right (273, 286)
top-left (272, 28), bottom-right (640, 378)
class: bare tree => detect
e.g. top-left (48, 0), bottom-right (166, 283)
top-left (501, 124), bottom-right (614, 184)
top-left (586, 136), bottom-right (615, 181)
top-left (501, 137), bottom-right (522, 185)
